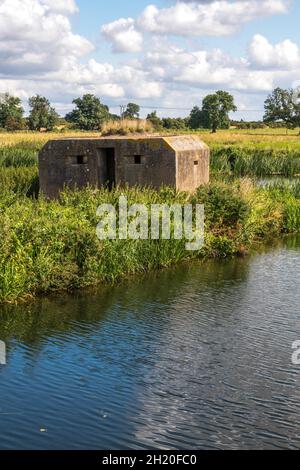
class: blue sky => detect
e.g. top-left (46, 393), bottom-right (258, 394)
top-left (71, 0), bottom-right (300, 65)
top-left (74, 0), bottom-right (300, 55)
top-left (0, 0), bottom-right (299, 119)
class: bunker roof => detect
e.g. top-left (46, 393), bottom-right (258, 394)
top-left (163, 135), bottom-right (208, 152)
top-left (47, 135), bottom-right (208, 153)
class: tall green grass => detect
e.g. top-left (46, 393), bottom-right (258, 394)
top-left (1, 139), bottom-right (300, 178)
top-left (284, 200), bottom-right (300, 231)
top-left (262, 180), bottom-right (300, 232)
top-left (0, 177), bottom-right (299, 304)
top-left (0, 167), bottom-right (39, 196)
top-left (211, 146), bottom-right (300, 177)
top-left (0, 144), bottom-right (38, 167)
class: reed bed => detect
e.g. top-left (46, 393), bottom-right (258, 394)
top-left (210, 146), bottom-right (300, 177)
top-left (0, 167), bottom-right (39, 196)
top-left (0, 177), bottom-right (299, 304)
top-left (0, 146), bottom-right (38, 167)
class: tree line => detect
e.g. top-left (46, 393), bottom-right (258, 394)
top-left (0, 87), bottom-right (299, 133)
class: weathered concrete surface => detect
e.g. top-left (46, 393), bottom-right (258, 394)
top-left (39, 135), bottom-right (209, 198)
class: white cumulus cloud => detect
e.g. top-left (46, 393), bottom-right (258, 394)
top-left (0, 0), bottom-right (93, 75)
top-left (249, 34), bottom-right (300, 69)
top-left (136, 0), bottom-right (288, 37)
top-left (101, 18), bottom-right (143, 53)
top-left (0, 0), bottom-right (299, 118)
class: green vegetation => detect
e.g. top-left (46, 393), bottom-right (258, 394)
top-left (28, 95), bottom-right (59, 131)
top-left (0, 93), bottom-right (25, 131)
top-left (0, 86), bottom-right (299, 133)
top-left (1, 130), bottom-right (300, 179)
top-left (0, 170), bottom-right (299, 304)
top-left (200, 90), bottom-right (237, 133)
top-left (210, 146), bottom-right (300, 177)
top-left (0, 143), bottom-right (38, 167)
top-left (146, 112), bottom-right (188, 131)
top-left (66, 94), bottom-right (112, 130)
top-left (264, 87), bottom-right (300, 130)
top-left (147, 90), bottom-right (237, 133)
top-left (0, 167), bottom-right (39, 196)
top-left (123, 103), bottom-right (140, 119)
top-left (0, 128), bottom-right (299, 303)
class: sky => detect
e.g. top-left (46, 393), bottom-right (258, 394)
top-left (0, 0), bottom-right (300, 120)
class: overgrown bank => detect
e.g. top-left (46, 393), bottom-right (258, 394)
top-left (0, 175), bottom-right (299, 303)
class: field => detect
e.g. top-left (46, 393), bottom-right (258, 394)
top-left (0, 128), bottom-right (300, 303)
top-left (1, 127), bottom-right (300, 148)
top-left (1, 128), bottom-right (300, 176)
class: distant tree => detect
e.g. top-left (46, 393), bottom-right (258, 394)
top-left (161, 117), bottom-right (187, 130)
top-left (109, 114), bottom-right (121, 121)
top-left (202, 91), bottom-right (237, 133)
top-left (264, 87), bottom-right (300, 130)
top-left (123, 103), bottom-right (140, 119)
top-left (231, 120), bottom-right (266, 130)
top-left (28, 95), bottom-right (59, 131)
top-left (0, 93), bottom-right (24, 131)
top-left (66, 94), bottom-right (110, 130)
top-left (188, 106), bottom-right (204, 129)
top-left (295, 88), bottom-right (300, 129)
top-left (146, 111), bottom-right (162, 130)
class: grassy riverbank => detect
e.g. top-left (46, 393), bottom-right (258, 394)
top-left (0, 175), bottom-right (299, 303)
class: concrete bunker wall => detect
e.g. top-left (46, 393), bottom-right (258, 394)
top-left (39, 138), bottom-right (177, 198)
top-left (39, 136), bottom-right (210, 199)
top-left (39, 140), bottom-right (100, 199)
top-left (176, 148), bottom-right (210, 192)
top-left (115, 138), bottom-right (176, 189)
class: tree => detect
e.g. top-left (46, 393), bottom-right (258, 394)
top-left (161, 117), bottom-right (187, 130)
top-left (188, 106), bottom-right (204, 129)
top-left (264, 87), bottom-right (300, 129)
top-left (294, 87), bottom-right (300, 131)
top-left (146, 111), bottom-right (162, 130)
top-left (0, 93), bottom-right (24, 130)
top-left (123, 103), bottom-right (140, 119)
top-left (66, 94), bottom-right (110, 130)
top-left (28, 95), bottom-right (59, 131)
top-left (202, 91), bottom-right (237, 133)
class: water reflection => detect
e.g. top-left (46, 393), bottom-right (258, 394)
top-left (0, 237), bottom-right (299, 450)
top-left (0, 254), bottom-right (251, 347)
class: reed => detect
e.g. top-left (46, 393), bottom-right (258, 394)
top-left (0, 146), bottom-right (38, 167)
top-left (0, 180), bottom-right (299, 304)
top-left (0, 167), bottom-right (39, 196)
top-left (210, 146), bottom-right (300, 177)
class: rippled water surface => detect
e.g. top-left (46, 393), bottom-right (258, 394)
top-left (0, 237), bottom-right (300, 450)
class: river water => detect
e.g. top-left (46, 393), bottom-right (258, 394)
top-left (0, 237), bottom-right (299, 450)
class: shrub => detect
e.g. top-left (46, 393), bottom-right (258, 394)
top-left (193, 182), bottom-right (249, 228)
